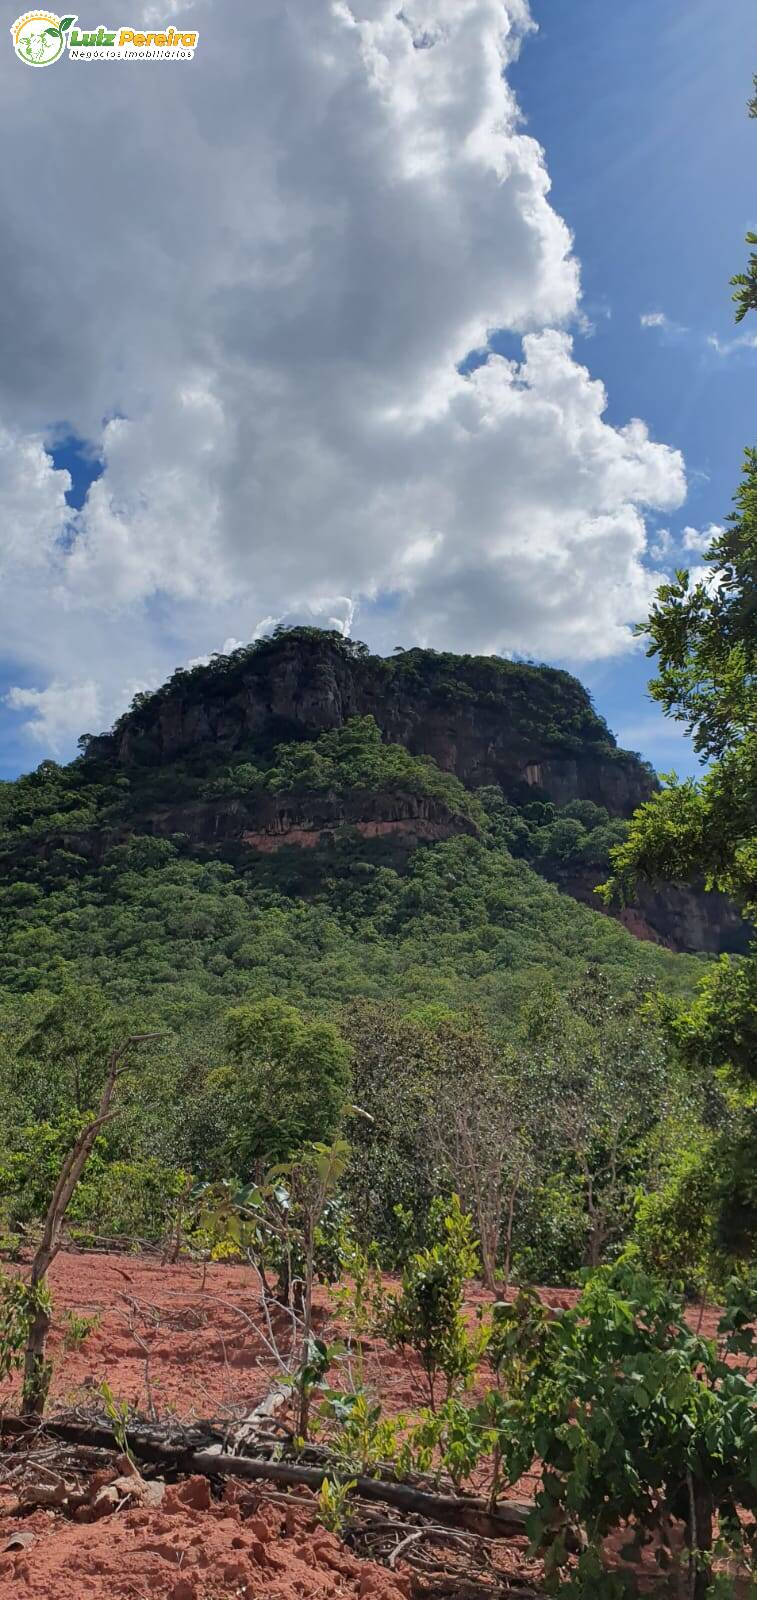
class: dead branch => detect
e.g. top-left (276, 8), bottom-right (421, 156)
top-left (0, 1412), bottom-right (533, 1539)
top-left (389, 1524), bottom-right (479, 1568)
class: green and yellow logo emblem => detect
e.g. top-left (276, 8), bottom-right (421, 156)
top-left (11, 11), bottom-right (75, 65)
top-left (11, 9), bottom-right (198, 62)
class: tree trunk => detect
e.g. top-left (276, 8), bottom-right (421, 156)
top-left (21, 1289), bottom-right (52, 1415)
top-left (502, 1169), bottom-right (522, 1294)
top-left (480, 1226), bottom-right (498, 1295)
top-left (688, 1477), bottom-right (713, 1600)
top-left (297, 1216), bottom-right (316, 1440)
top-left (20, 1032), bottom-right (163, 1417)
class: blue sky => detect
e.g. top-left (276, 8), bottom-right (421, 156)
top-left (503, 0), bottom-right (756, 776)
top-left (50, 436), bottom-right (103, 513)
top-left (0, 0), bottom-right (751, 782)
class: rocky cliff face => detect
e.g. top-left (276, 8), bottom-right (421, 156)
top-left (543, 866), bottom-right (751, 957)
top-left (98, 632), bottom-right (656, 817)
top-left (71, 631), bottom-right (745, 957)
top-left (34, 789), bottom-right (476, 868)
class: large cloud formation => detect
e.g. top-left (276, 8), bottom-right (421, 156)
top-left (0, 0), bottom-right (685, 748)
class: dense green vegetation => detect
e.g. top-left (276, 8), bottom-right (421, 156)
top-left (202, 713), bottom-right (482, 821)
top-left (480, 789), bottom-right (630, 874)
top-left (0, 825), bottom-right (695, 1014)
top-left (0, 711), bottom-right (480, 840)
top-left (603, 179), bottom-right (757, 1265)
top-left (604, 456), bottom-right (757, 1261)
top-left (0, 790), bottom-right (708, 1280)
top-left (0, 623), bottom-right (726, 1296)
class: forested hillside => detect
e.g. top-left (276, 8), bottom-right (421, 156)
top-left (0, 629), bottom-right (725, 1288)
top-left (0, 633), bottom-right (705, 1034)
top-left (0, 619), bottom-right (754, 1596)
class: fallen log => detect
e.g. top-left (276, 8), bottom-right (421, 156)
top-left (189, 1450), bottom-right (533, 1539)
top-left (0, 1413), bottom-right (532, 1541)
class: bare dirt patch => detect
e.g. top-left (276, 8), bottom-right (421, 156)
top-left (0, 1251), bottom-right (735, 1599)
top-left (0, 1479), bottom-right (412, 1600)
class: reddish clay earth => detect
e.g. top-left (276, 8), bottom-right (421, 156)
top-left (0, 1479), bottom-right (414, 1600)
top-left (0, 1251), bottom-right (733, 1599)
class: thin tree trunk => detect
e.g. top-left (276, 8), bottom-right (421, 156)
top-left (502, 1165), bottom-right (523, 1295)
top-left (480, 1225), bottom-right (498, 1296)
top-left (21, 1033), bottom-right (163, 1416)
top-left (687, 1474), bottom-right (713, 1600)
top-left (297, 1216), bottom-right (315, 1440)
top-left (465, 1135), bottom-right (497, 1293)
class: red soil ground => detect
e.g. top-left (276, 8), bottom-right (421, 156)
top-left (0, 1481), bottom-right (413, 1600)
top-left (0, 1251), bottom-right (735, 1599)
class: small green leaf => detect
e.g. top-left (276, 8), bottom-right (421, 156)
top-left (59, 15), bottom-right (76, 29)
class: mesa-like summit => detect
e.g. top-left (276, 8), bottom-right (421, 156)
top-left (0, 629), bottom-right (745, 1006)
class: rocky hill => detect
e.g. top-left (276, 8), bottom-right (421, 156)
top-left (0, 628), bottom-right (744, 955)
top-left (88, 628), bottom-right (657, 814)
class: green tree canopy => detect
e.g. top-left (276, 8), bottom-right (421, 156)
top-left (606, 449), bottom-right (755, 916)
top-left (603, 145), bottom-right (757, 1255)
top-left (215, 997), bottom-right (352, 1170)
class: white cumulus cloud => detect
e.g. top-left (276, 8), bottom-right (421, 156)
top-left (5, 681), bottom-right (103, 752)
top-left (0, 0), bottom-right (686, 752)
top-left (681, 523), bottom-right (722, 553)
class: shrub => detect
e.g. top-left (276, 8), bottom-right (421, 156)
top-left (633, 1142), bottom-right (718, 1291)
top-left (0, 1271), bottom-right (50, 1382)
top-left (62, 1310), bottom-right (100, 1350)
top-left (524, 1264), bottom-right (757, 1597)
top-left (384, 1195), bottom-right (482, 1409)
top-left (70, 1159), bottom-right (192, 1244)
top-left (222, 998), bottom-right (352, 1168)
top-left (0, 1116), bottom-right (107, 1229)
top-left (512, 1173), bottom-right (588, 1285)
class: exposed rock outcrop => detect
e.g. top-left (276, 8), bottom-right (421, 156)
top-left (63, 632), bottom-right (745, 956)
top-left (241, 817), bottom-right (461, 852)
top-left (93, 632), bottom-right (656, 817)
top-left (544, 865), bottom-right (751, 957)
top-left (26, 789), bottom-right (476, 867)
